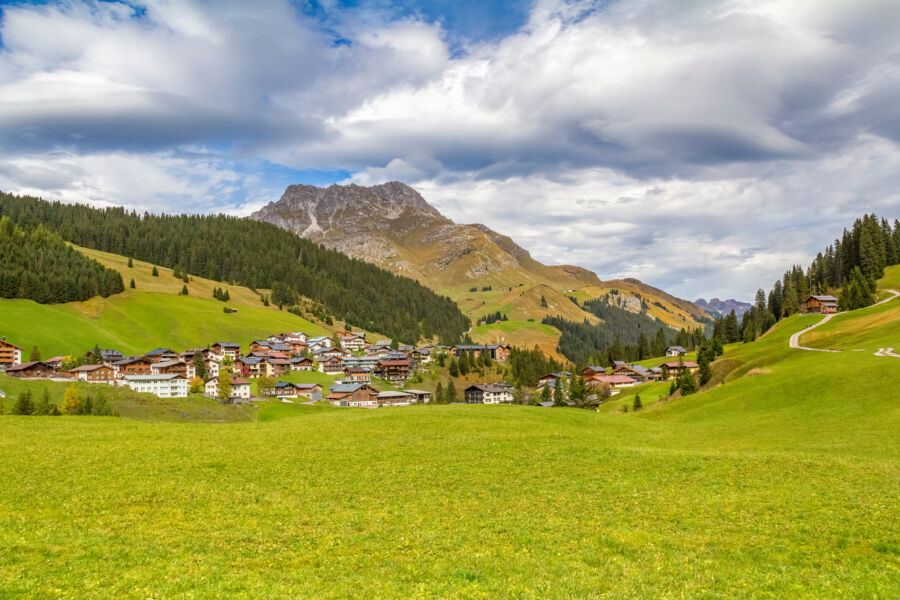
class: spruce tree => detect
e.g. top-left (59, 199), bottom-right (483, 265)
top-left (29, 346), bottom-right (41, 361)
top-left (633, 394), bottom-right (642, 411)
top-left (130, 278), bottom-right (135, 289)
top-left (448, 357), bottom-right (459, 378)
top-left (446, 380), bottom-right (457, 403)
top-left (128, 257), bottom-right (133, 268)
top-left (14, 390), bottom-right (34, 415)
top-left (434, 381), bottom-right (444, 405)
top-left (152, 266), bottom-right (159, 277)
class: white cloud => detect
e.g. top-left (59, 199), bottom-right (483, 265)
top-left (1, 0), bottom-right (899, 299)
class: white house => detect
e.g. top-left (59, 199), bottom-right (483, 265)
top-left (125, 374), bottom-right (188, 398)
top-left (464, 384), bottom-right (514, 404)
top-left (666, 346), bottom-right (688, 357)
top-left (204, 376), bottom-right (252, 402)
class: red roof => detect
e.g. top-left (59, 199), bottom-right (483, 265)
top-left (6, 361), bottom-right (46, 372)
top-left (230, 377), bottom-right (250, 385)
top-left (69, 364), bottom-right (110, 372)
top-left (590, 375), bottom-right (637, 384)
top-left (663, 361), bottom-right (699, 369)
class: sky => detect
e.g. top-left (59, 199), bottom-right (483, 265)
top-left (1, 0), bottom-right (899, 300)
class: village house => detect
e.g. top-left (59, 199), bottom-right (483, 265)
top-left (805, 295), bottom-right (839, 314)
top-left (235, 356), bottom-right (264, 378)
top-left (81, 349), bottom-right (125, 365)
top-left (204, 376), bottom-right (252, 402)
top-left (0, 338), bottom-right (24, 370)
top-left (249, 340), bottom-right (272, 353)
top-left (581, 365), bottom-right (607, 378)
top-left (285, 339), bottom-right (309, 354)
top-left (409, 348), bottom-right (432, 363)
top-left (666, 346), bottom-right (688, 357)
top-left (404, 389), bottom-right (432, 404)
top-left (308, 336), bottom-right (332, 349)
top-left (449, 344), bottom-right (511, 362)
top-left (537, 372), bottom-right (572, 386)
top-left (662, 361), bottom-right (700, 377)
top-left (610, 364), bottom-right (657, 383)
top-left (144, 348), bottom-right (179, 363)
top-left (318, 356), bottom-right (345, 375)
top-left (6, 361), bottom-right (56, 379)
top-left (269, 358), bottom-right (291, 376)
top-left (294, 383), bottom-right (323, 401)
top-left (43, 356), bottom-right (67, 370)
top-left (326, 383), bottom-right (379, 408)
top-left (68, 364), bottom-right (116, 383)
top-left (289, 356), bottom-right (314, 371)
top-left (342, 366), bottom-right (371, 383)
top-left (210, 342), bottom-right (241, 360)
top-left (281, 332), bottom-right (308, 343)
top-left (112, 356), bottom-right (153, 377)
top-left (126, 373), bottom-right (188, 398)
top-left (377, 391), bottom-right (414, 407)
top-left (585, 374), bottom-right (638, 389)
top-left (337, 332), bottom-right (367, 352)
top-left (273, 381), bottom-right (300, 400)
top-left (374, 358), bottom-right (411, 383)
top-left (151, 360), bottom-right (189, 377)
top-left (465, 383), bottom-right (514, 404)
top-left (343, 355), bottom-right (380, 371)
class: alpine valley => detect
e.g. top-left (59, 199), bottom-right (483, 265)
top-left (252, 182), bottom-right (711, 356)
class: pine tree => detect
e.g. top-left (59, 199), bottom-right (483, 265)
top-left (13, 390), bottom-right (34, 415)
top-left (448, 357), bottom-right (459, 378)
top-left (458, 353), bottom-right (469, 376)
top-left (180, 284), bottom-right (189, 296)
top-left (130, 278), bottom-right (135, 289)
top-left (446, 380), bottom-right (457, 403)
top-left (29, 345), bottom-right (41, 361)
top-left (152, 266), bottom-right (159, 277)
top-left (128, 257), bottom-right (133, 268)
top-left (435, 381), bottom-right (444, 405)
top-left (632, 394), bottom-right (642, 411)
top-left (192, 351), bottom-right (207, 380)
top-left (34, 388), bottom-right (52, 415)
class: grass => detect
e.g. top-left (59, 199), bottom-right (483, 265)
top-left (0, 275), bottom-right (898, 597)
top-left (0, 374), bottom-right (254, 423)
top-left (471, 320), bottom-right (561, 359)
top-left (0, 292), bottom-right (329, 358)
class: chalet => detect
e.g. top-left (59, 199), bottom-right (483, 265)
top-left (398, 344), bottom-right (414, 353)
top-left (274, 381), bottom-right (300, 400)
top-left (181, 348), bottom-right (210, 363)
top-left (112, 356), bottom-right (153, 377)
top-left (343, 355), bottom-right (380, 370)
top-left (581, 365), bottom-right (607, 378)
top-left (44, 356), bottom-right (67, 370)
top-left (374, 358), bottom-right (411, 383)
top-left (315, 347), bottom-right (348, 360)
top-left (662, 361), bottom-right (700, 377)
top-left (282, 332), bottom-right (308, 343)
top-left (0, 338), bottom-right (24, 370)
top-left (338, 332), bottom-right (367, 352)
top-left (6, 361), bottom-right (56, 379)
top-left (210, 342), bottom-right (241, 360)
top-left (585, 374), bottom-right (638, 389)
top-left (269, 342), bottom-right (292, 354)
top-left (289, 357), bottom-right (314, 371)
top-left (537, 371), bottom-right (571, 386)
top-left (235, 356), bottom-right (263, 378)
top-left (369, 340), bottom-right (392, 353)
top-left (144, 348), bottom-right (178, 363)
top-left (151, 360), bottom-right (189, 377)
top-left (805, 295), bottom-right (839, 314)
top-left (610, 364), bottom-right (655, 383)
top-left (404, 389), bottom-right (432, 404)
top-left (82, 349), bottom-right (125, 365)
top-left (204, 376), bottom-right (251, 402)
top-left (269, 358), bottom-right (291, 376)
top-left (409, 348), bottom-right (432, 363)
top-left (377, 391), bottom-right (414, 407)
top-left (464, 383), bottom-right (514, 404)
top-left (249, 340), bottom-right (272, 353)
top-left (68, 364), bottom-right (116, 383)
top-left (342, 366), bottom-right (371, 383)
top-left (294, 383), bottom-right (323, 401)
top-left (308, 336), bottom-right (332, 349)
top-left (326, 383), bottom-right (379, 408)
top-left (449, 344), bottom-right (511, 362)
top-left (666, 346), bottom-right (688, 357)
top-left (125, 374), bottom-right (188, 398)
top-left (267, 334), bottom-right (286, 343)
top-left (319, 356), bottom-right (345, 375)
top-left (285, 340), bottom-right (309, 354)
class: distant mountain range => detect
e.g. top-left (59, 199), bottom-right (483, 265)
top-left (251, 182), bottom-right (711, 355)
top-left (694, 297), bottom-right (752, 318)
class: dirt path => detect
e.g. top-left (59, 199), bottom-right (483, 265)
top-left (788, 289), bottom-right (899, 353)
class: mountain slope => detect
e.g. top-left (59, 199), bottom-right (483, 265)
top-left (251, 182), bottom-right (709, 345)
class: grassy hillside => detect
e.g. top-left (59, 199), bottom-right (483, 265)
top-left (0, 247), bottom-right (331, 357)
top-left (1, 276), bottom-right (898, 598)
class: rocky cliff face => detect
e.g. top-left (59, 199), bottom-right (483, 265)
top-left (250, 181), bottom-right (551, 287)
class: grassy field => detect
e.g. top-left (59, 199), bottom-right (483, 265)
top-left (0, 274), bottom-right (898, 598)
top-left (470, 319), bottom-right (562, 359)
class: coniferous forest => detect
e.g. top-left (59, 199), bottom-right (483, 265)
top-left (0, 192), bottom-right (469, 344)
top-left (0, 216), bottom-right (124, 303)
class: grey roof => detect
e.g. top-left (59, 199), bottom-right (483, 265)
top-left (152, 360), bottom-right (186, 369)
top-left (145, 348), bottom-right (176, 356)
top-left (214, 342), bottom-right (241, 348)
top-left (330, 382), bottom-right (367, 393)
top-left (466, 384), bottom-right (513, 393)
top-left (667, 346), bottom-right (687, 353)
top-left (237, 356), bottom-right (261, 365)
top-left (377, 391), bottom-right (413, 398)
top-left (809, 295), bottom-right (839, 302)
top-left (99, 349), bottom-right (124, 361)
top-left (269, 343), bottom-right (291, 352)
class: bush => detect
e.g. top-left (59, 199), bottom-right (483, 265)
top-left (14, 390), bottom-right (34, 415)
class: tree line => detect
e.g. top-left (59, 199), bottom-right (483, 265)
top-left (0, 216), bottom-right (124, 303)
top-left (0, 192), bottom-right (469, 344)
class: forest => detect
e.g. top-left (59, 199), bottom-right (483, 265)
top-left (0, 216), bottom-right (124, 303)
top-left (0, 192), bottom-right (469, 344)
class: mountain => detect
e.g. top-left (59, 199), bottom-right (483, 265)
top-left (695, 297), bottom-right (752, 318)
top-left (251, 182), bottom-right (710, 355)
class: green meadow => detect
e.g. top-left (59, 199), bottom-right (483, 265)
top-left (0, 271), bottom-right (898, 598)
top-left (0, 291), bottom-right (328, 358)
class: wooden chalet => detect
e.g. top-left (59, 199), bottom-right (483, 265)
top-left (319, 356), bottom-right (345, 375)
top-left (326, 383), bottom-right (379, 408)
top-left (144, 348), bottom-right (178, 363)
top-left (289, 357), bottom-right (314, 371)
top-left (342, 366), bottom-right (371, 383)
top-left (581, 365), bottom-right (607, 378)
top-left (374, 358), bottom-right (411, 383)
top-left (151, 360), bottom-right (189, 377)
top-left (112, 356), bottom-right (153, 377)
top-left (805, 295), bottom-right (838, 314)
top-left (68, 364), bottom-right (116, 383)
top-left (5, 361), bottom-right (56, 379)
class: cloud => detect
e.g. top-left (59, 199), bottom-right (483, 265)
top-left (0, 0), bottom-right (899, 299)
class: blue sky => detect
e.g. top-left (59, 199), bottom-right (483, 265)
top-left (0, 0), bottom-right (898, 299)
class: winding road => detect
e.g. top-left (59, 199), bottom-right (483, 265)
top-left (788, 289), bottom-right (900, 354)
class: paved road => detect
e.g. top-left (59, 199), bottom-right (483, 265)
top-left (788, 288), bottom-right (899, 353)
